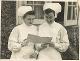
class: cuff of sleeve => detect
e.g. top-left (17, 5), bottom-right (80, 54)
top-left (54, 43), bottom-right (68, 52)
top-left (54, 43), bottom-right (64, 52)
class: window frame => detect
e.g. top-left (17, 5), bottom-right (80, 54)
top-left (64, 2), bottom-right (78, 26)
top-left (16, 1), bottom-right (78, 26)
top-left (16, 1), bottom-right (44, 25)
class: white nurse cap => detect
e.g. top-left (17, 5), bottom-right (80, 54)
top-left (43, 3), bottom-right (61, 18)
top-left (17, 6), bottom-right (33, 16)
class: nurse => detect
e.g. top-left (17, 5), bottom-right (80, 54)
top-left (37, 3), bottom-right (70, 60)
top-left (8, 6), bottom-right (37, 59)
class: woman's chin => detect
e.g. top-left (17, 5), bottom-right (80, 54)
top-left (47, 22), bottom-right (53, 24)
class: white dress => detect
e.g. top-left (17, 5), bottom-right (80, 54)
top-left (8, 23), bottom-right (37, 59)
top-left (38, 21), bottom-right (69, 60)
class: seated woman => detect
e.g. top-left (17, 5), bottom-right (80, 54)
top-left (8, 6), bottom-right (37, 59)
top-left (35, 3), bottom-right (70, 60)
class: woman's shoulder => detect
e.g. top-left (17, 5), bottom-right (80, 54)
top-left (54, 22), bottom-right (62, 26)
top-left (55, 22), bottom-right (65, 28)
top-left (54, 22), bottom-right (67, 32)
top-left (12, 24), bottom-right (25, 31)
top-left (55, 22), bottom-right (67, 32)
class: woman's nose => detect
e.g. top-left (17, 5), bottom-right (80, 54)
top-left (30, 18), bottom-right (33, 23)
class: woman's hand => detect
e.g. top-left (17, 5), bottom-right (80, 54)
top-left (35, 43), bottom-right (49, 51)
top-left (41, 43), bottom-right (49, 48)
top-left (30, 51), bottom-right (39, 59)
top-left (49, 42), bottom-right (55, 48)
top-left (34, 43), bottom-right (42, 51)
top-left (21, 39), bottom-right (29, 47)
top-left (12, 43), bottom-right (21, 52)
top-left (28, 42), bottom-right (34, 48)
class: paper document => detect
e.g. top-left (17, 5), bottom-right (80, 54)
top-left (27, 34), bottom-right (52, 43)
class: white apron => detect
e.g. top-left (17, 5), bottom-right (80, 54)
top-left (38, 21), bottom-right (69, 60)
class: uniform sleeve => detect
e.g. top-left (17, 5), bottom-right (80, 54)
top-left (53, 27), bottom-right (69, 52)
top-left (8, 27), bottom-right (21, 52)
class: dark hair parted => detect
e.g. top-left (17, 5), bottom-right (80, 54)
top-left (44, 8), bottom-right (55, 16)
top-left (23, 11), bottom-right (35, 19)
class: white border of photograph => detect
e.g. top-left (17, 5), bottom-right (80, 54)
top-left (0, 0), bottom-right (79, 61)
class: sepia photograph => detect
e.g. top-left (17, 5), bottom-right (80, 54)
top-left (1, 0), bottom-right (79, 60)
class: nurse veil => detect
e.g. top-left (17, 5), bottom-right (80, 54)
top-left (8, 6), bottom-right (37, 59)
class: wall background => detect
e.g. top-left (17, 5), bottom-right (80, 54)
top-left (1, 1), bottom-right (79, 60)
top-left (1, 1), bottom-right (16, 59)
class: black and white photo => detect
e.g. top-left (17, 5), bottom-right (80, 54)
top-left (1, 0), bottom-right (79, 60)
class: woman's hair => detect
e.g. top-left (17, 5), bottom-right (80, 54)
top-left (44, 8), bottom-right (55, 16)
top-left (23, 11), bottom-right (35, 19)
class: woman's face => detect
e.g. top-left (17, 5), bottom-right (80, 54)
top-left (23, 15), bottom-right (35, 26)
top-left (44, 12), bottom-right (55, 24)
